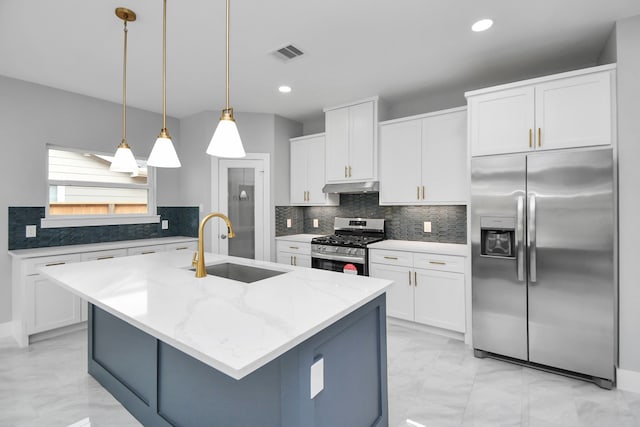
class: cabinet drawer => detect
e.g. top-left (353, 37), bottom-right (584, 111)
top-left (165, 241), bottom-right (198, 252)
top-left (25, 254), bottom-right (82, 276)
top-left (127, 245), bottom-right (167, 256)
top-left (81, 249), bottom-right (128, 262)
top-left (276, 241), bottom-right (311, 255)
top-left (413, 253), bottom-right (465, 273)
top-left (368, 249), bottom-right (412, 267)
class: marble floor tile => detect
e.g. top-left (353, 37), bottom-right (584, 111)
top-left (1, 324), bottom-right (640, 427)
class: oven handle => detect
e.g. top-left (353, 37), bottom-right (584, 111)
top-left (311, 253), bottom-right (366, 264)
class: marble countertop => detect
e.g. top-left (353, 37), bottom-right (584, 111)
top-left (8, 236), bottom-right (198, 259)
top-left (368, 240), bottom-right (469, 257)
top-left (39, 252), bottom-right (391, 380)
top-left (275, 234), bottom-right (324, 242)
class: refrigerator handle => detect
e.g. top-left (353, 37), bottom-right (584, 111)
top-left (528, 194), bottom-right (537, 283)
top-left (516, 196), bottom-right (525, 281)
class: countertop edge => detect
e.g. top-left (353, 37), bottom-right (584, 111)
top-left (368, 240), bottom-right (469, 257)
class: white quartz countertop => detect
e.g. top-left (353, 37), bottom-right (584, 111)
top-left (368, 240), bottom-right (469, 257)
top-left (275, 234), bottom-right (324, 243)
top-left (8, 236), bottom-right (197, 259)
top-left (39, 252), bottom-right (391, 380)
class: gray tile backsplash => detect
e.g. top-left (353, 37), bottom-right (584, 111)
top-left (275, 194), bottom-right (466, 244)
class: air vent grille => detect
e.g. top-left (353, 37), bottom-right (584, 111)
top-left (273, 44), bottom-right (304, 61)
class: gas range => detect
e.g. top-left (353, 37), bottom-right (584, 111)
top-left (311, 218), bottom-right (385, 276)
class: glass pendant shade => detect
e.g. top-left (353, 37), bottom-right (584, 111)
top-left (207, 110), bottom-right (246, 158)
top-left (148, 130), bottom-right (181, 167)
top-left (110, 141), bottom-right (139, 172)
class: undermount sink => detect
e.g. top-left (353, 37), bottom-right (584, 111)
top-left (191, 262), bottom-right (287, 283)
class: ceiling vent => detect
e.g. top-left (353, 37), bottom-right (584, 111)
top-left (272, 44), bottom-right (304, 61)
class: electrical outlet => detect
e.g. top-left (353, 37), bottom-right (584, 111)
top-left (286, 218), bottom-right (292, 228)
top-left (161, 220), bottom-right (169, 230)
top-left (423, 221), bottom-right (432, 233)
top-left (26, 225), bottom-right (37, 238)
top-left (313, 218), bottom-right (319, 228)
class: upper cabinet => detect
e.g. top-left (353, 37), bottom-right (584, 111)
top-left (324, 97), bottom-right (382, 183)
top-left (466, 64), bottom-right (616, 157)
top-left (290, 134), bottom-right (339, 206)
top-left (379, 107), bottom-right (468, 205)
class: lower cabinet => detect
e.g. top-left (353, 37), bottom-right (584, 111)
top-left (276, 240), bottom-right (312, 268)
top-left (369, 249), bottom-right (466, 333)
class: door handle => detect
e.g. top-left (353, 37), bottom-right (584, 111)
top-left (538, 128), bottom-right (541, 147)
top-left (348, 165), bottom-right (352, 177)
top-left (529, 129), bottom-right (533, 148)
top-left (344, 166), bottom-right (348, 178)
top-left (516, 195), bottom-right (525, 282)
top-left (421, 186), bottom-right (425, 200)
top-left (417, 186), bottom-right (420, 200)
top-left (528, 194), bottom-right (537, 283)
top-left (414, 271), bottom-right (417, 287)
top-left (408, 270), bottom-right (412, 286)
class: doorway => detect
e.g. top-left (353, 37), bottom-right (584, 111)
top-left (211, 153), bottom-right (271, 261)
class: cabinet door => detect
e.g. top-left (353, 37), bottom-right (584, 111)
top-left (421, 110), bottom-right (468, 203)
top-left (535, 71), bottom-right (612, 151)
top-left (276, 252), bottom-right (294, 265)
top-left (379, 120), bottom-right (422, 204)
top-left (369, 263), bottom-right (413, 321)
top-left (290, 140), bottom-right (308, 204)
top-left (325, 108), bottom-right (350, 182)
top-left (292, 254), bottom-right (311, 268)
top-left (348, 101), bottom-right (375, 180)
top-left (469, 87), bottom-right (535, 156)
top-left (27, 275), bottom-right (82, 334)
top-left (306, 137), bottom-right (327, 204)
top-left (413, 268), bottom-right (465, 332)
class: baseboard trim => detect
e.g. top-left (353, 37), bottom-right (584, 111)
top-left (387, 317), bottom-right (465, 342)
top-left (0, 321), bottom-right (15, 340)
top-left (617, 367), bottom-right (640, 393)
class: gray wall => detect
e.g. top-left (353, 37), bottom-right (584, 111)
top-left (615, 15), bottom-right (640, 375)
top-left (0, 75), bottom-right (180, 323)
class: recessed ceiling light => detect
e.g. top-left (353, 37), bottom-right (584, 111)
top-left (278, 85), bottom-right (292, 93)
top-left (472, 19), bottom-right (493, 32)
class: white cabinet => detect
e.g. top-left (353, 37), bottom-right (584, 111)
top-left (79, 249), bottom-right (128, 320)
top-left (127, 244), bottom-right (167, 256)
top-left (23, 254), bottom-right (82, 335)
top-left (369, 249), bottom-right (466, 332)
top-left (379, 108), bottom-right (467, 204)
top-left (324, 98), bottom-right (379, 183)
top-left (467, 65), bottom-right (615, 157)
top-left (165, 241), bottom-right (198, 252)
top-left (276, 240), bottom-right (312, 268)
top-left (290, 134), bottom-right (338, 206)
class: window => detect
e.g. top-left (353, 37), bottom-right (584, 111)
top-left (42, 146), bottom-right (158, 227)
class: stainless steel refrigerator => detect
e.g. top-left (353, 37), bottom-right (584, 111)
top-left (471, 148), bottom-right (616, 388)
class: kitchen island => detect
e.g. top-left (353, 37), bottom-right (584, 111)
top-left (39, 251), bottom-right (392, 427)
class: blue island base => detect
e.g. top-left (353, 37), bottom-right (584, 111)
top-left (88, 294), bottom-right (388, 426)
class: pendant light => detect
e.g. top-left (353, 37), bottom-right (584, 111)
top-left (147, 0), bottom-right (181, 168)
top-left (206, 0), bottom-right (246, 158)
top-left (110, 8), bottom-right (139, 174)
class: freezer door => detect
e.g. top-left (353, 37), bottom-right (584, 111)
top-left (471, 155), bottom-right (528, 360)
top-left (527, 148), bottom-right (615, 380)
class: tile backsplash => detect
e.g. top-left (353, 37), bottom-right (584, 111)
top-left (8, 206), bottom-right (199, 250)
top-left (275, 193), bottom-right (466, 244)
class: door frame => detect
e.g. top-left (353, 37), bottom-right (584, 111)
top-left (210, 153), bottom-right (271, 261)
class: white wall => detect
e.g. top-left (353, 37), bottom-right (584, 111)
top-left (0, 75), bottom-right (181, 324)
top-left (615, 15), bottom-right (640, 376)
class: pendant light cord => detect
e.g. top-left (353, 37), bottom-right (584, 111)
top-left (163, 0), bottom-right (167, 130)
top-left (122, 19), bottom-right (128, 142)
top-left (225, 0), bottom-right (230, 110)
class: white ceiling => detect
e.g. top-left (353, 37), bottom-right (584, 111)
top-left (1, 0), bottom-right (639, 124)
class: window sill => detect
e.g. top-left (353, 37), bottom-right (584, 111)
top-left (40, 214), bottom-right (161, 229)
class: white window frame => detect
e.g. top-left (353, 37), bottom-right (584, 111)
top-left (41, 144), bottom-right (160, 229)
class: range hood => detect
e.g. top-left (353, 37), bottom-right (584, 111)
top-left (322, 181), bottom-right (379, 194)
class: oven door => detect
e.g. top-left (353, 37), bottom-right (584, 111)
top-left (311, 256), bottom-right (367, 276)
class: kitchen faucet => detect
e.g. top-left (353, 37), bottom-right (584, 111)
top-left (192, 212), bottom-right (236, 278)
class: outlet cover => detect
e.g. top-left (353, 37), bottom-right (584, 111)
top-left (286, 218), bottom-right (292, 228)
top-left (161, 220), bottom-right (169, 230)
top-left (313, 218), bottom-right (319, 228)
top-left (423, 221), bottom-right (432, 233)
top-left (26, 225), bottom-right (37, 238)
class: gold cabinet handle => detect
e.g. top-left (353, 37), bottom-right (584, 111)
top-left (45, 262), bottom-right (66, 267)
top-left (97, 256), bottom-right (114, 260)
top-left (141, 251), bottom-right (155, 255)
top-left (408, 270), bottom-right (412, 286)
top-left (348, 165), bottom-right (352, 177)
top-left (174, 246), bottom-right (189, 251)
top-left (384, 256), bottom-right (398, 260)
top-left (289, 246), bottom-right (299, 250)
top-left (538, 128), bottom-right (541, 147)
top-left (429, 261), bottom-right (446, 265)
top-left (344, 165), bottom-right (348, 178)
top-left (421, 186), bottom-right (425, 200)
top-left (417, 186), bottom-right (421, 200)
top-left (293, 255), bottom-right (297, 266)
top-left (306, 191), bottom-right (309, 201)
top-left (529, 129), bottom-right (533, 148)
top-left (414, 271), bottom-right (417, 286)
